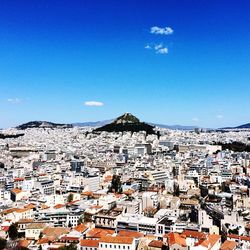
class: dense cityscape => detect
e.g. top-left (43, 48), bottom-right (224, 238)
top-left (0, 113), bottom-right (250, 250)
top-left (1, 1), bottom-right (250, 250)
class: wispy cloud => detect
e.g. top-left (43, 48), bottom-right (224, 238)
top-left (84, 101), bottom-right (104, 107)
top-left (192, 117), bottom-right (199, 122)
top-left (216, 114), bottom-right (223, 119)
top-left (156, 47), bottom-right (168, 54)
top-left (7, 98), bottom-right (23, 104)
top-left (150, 26), bottom-right (174, 35)
top-left (145, 43), bottom-right (168, 55)
top-left (154, 44), bottom-right (163, 50)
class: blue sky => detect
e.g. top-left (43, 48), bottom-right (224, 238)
top-left (1, 0), bottom-right (250, 128)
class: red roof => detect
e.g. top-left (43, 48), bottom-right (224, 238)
top-left (100, 236), bottom-right (134, 244)
top-left (80, 239), bottom-right (100, 247)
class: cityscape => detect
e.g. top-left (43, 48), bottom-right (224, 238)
top-left (1, 1), bottom-right (250, 250)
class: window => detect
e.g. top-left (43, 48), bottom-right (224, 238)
top-left (105, 244), bottom-right (107, 248)
top-left (123, 246), bottom-right (125, 250)
top-left (110, 245), bottom-right (112, 248)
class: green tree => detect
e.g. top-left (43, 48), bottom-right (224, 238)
top-left (67, 193), bottom-right (74, 203)
top-left (8, 223), bottom-right (18, 240)
top-left (109, 175), bottom-right (122, 193)
top-left (59, 243), bottom-right (77, 250)
top-left (0, 237), bottom-right (7, 250)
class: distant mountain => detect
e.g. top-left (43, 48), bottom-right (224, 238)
top-left (149, 123), bottom-right (198, 130)
top-left (94, 113), bottom-right (156, 134)
top-left (221, 123), bottom-right (250, 130)
top-left (73, 119), bottom-right (113, 127)
top-left (17, 121), bottom-right (73, 130)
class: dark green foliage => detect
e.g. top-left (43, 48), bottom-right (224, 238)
top-left (8, 223), bottom-right (18, 240)
top-left (0, 133), bottom-right (24, 139)
top-left (94, 113), bottom-right (155, 134)
top-left (59, 244), bottom-right (77, 250)
top-left (0, 238), bottom-right (6, 250)
top-left (67, 193), bottom-right (74, 203)
top-left (83, 212), bottom-right (92, 222)
top-left (218, 141), bottom-right (250, 152)
top-left (95, 122), bottom-right (155, 134)
top-left (109, 175), bottom-right (122, 193)
top-left (173, 182), bottom-right (180, 196)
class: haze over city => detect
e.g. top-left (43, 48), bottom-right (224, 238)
top-left (1, 0), bottom-right (250, 128)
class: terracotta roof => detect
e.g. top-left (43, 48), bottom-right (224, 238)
top-left (148, 240), bottom-right (163, 248)
top-left (199, 234), bottom-right (221, 249)
top-left (11, 188), bottom-right (22, 194)
top-left (87, 228), bottom-right (114, 239)
top-left (18, 239), bottom-right (30, 248)
top-left (43, 227), bottom-right (70, 239)
top-left (73, 224), bottom-right (88, 233)
top-left (80, 239), bottom-right (100, 247)
top-left (182, 230), bottom-right (206, 239)
top-left (24, 203), bottom-right (36, 209)
top-left (81, 191), bottom-right (93, 196)
top-left (166, 232), bottom-right (187, 247)
top-left (18, 218), bottom-right (34, 223)
top-left (37, 238), bottom-right (51, 245)
top-left (100, 236), bottom-right (134, 244)
top-left (118, 230), bottom-right (144, 238)
top-left (228, 234), bottom-right (250, 241)
top-left (220, 240), bottom-right (237, 250)
top-left (54, 204), bottom-right (65, 209)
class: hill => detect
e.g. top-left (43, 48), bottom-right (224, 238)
top-left (94, 113), bottom-right (156, 134)
top-left (221, 123), bottom-right (250, 130)
top-left (17, 121), bottom-right (73, 130)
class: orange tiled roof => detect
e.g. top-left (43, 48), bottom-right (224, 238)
top-left (228, 234), bottom-right (250, 242)
top-left (24, 203), bottom-right (36, 209)
top-left (118, 230), bottom-right (144, 238)
top-left (82, 191), bottom-right (93, 196)
top-left (80, 239), bottom-right (100, 247)
top-left (100, 236), bottom-right (133, 244)
top-left (166, 232), bottom-right (187, 247)
top-left (43, 227), bottom-right (70, 239)
top-left (87, 228), bottom-right (114, 239)
top-left (11, 188), bottom-right (22, 194)
top-left (54, 204), bottom-right (65, 209)
top-left (148, 240), bottom-right (163, 248)
top-left (18, 239), bottom-right (30, 248)
top-left (182, 230), bottom-right (206, 239)
top-left (74, 224), bottom-right (88, 233)
top-left (220, 240), bottom-right (237, 250)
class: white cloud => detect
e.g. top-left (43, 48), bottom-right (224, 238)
top-left (84, 101), bottom-right (104, 107)
top-left (145, 45), bottom-right (151, 49)
top-left (216, 114), bottom-right (223, 119)
top-left (7, 98), bottom-right (23, 104)
top-left (156, 47), bottom-right (168, 54)
top-left (150, 26), bottom-right (174, 35)
top-left (192, 117), bottom-right (199, 122)
top-left (154, 44), bottom-right (163, 50)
